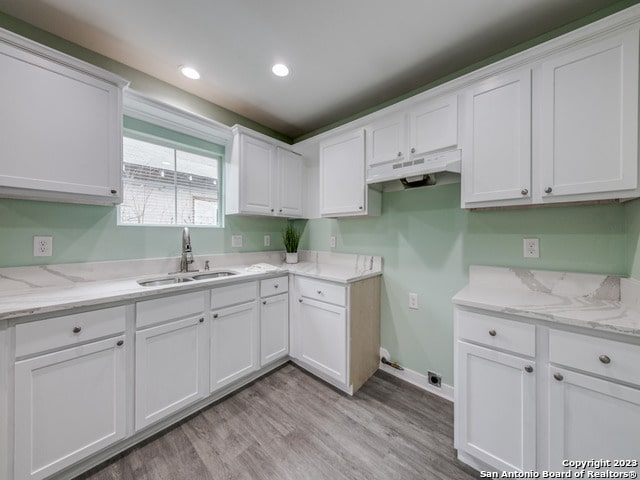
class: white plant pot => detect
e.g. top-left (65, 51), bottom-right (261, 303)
top-left (285, 252), bottom-right (299, 264)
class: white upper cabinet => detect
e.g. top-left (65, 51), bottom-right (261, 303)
top-left (408, 94), bottom-right (458, 158)
top-left (226, 126), bottom-right (304, 217)
top-left (365, 113), bottom-right (407, 167)
top-left (320, 129), bottom-right (381, 217)
top-left (0, 29), bottom-right (128, 206)
top-left (538, 29), bottom-right (639, 203)
top-left (461, 68), bottom-right (532, 206)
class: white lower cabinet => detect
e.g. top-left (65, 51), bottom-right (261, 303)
top-left (14, 336), bottom-right (127, 480)
top-left (210, 301), bottom-right (259, 392)
top-left (549, 367), bottom-right (640, 471)
top-left (260, 293), bottom-right (289, 366)
top-left (298, 297), bottom-right (347, 384)
top-left (456, 342), bottom-right (536, 472)
top-left (455, 307), bottom-right (640, 474)
top-left (135, 315), bottom-right (208, 430)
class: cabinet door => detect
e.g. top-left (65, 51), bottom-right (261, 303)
top-left (260, 293), bottom-right (289, 366)
top-left (319, 129), bottom-right (366, 216)
top-left (462, 68), bottom-right (532, 205)
top-left (14, 337), bottom-right (126, 480)
top-left (0, 40), bottom-right (122, 204)
top-left (457, 342), bottom-right (536, 472)
top-left (539, 29), bottom-right (639, 201)
top-left (276, 147), bottom-right (304, 217)
top-left (365, 113), bottom-right (406, 167)
top-left (239, 134), bottom-right (274, 214)
top-left (549, 367), bottom-right (640, 472)
top-left (408, 94), bottom-right (458, 158)
top-left (298, 297), bottom-right (347, 384)
top-left (210, 301), bottom-right (259, 392)
top-left (135, 316), bottom-right (208, 431)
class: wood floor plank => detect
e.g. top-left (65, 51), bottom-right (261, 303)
top-left (76, 363), bottom-right (479, 480)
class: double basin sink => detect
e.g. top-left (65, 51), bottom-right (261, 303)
top-left (137, 270), bottom-right (238, 287)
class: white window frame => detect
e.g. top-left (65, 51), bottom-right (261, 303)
top-left (120, 90), bottom-right (232, 228)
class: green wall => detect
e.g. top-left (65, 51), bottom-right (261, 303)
top-left (626, 198), bottom-right (640, 280)
top-left (0, 199), bottom-right (287, 267)
top-left (298, 184), bottom-right (629, 385)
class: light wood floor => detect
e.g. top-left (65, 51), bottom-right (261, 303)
top-left (77, 363), bottom-right (479, 480)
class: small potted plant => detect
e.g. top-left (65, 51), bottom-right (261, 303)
top-left (282, 223), bottom-right (301, 264)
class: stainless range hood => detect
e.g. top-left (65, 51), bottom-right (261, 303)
top-left (366, 149), bottom-right (461, 185)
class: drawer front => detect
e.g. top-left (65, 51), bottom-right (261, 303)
top-left (260, 276), bottom-right (289, 297)
top-left (296, 276), bottom-right (346, 307)
top-left (137, 292), bottom-right (204, 329)
top-left (211, 281), bottom-right (257, 309)
top-left (16, 306), bottom-right (126, 357)
top-left (456, 309), bottom-right (535, 357)
top-left (549, 329), bottom-right (640, 386)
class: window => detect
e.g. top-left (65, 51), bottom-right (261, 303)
top-left (119, 115), bottom-right (224, 227)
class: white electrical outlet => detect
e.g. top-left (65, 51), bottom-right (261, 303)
top-left (409, 292), bottom-right (418, 309)
top-left (33, 236), bottom-right (53, 257)
top-left (231, 235), bottom-right (243, 248)
top-left (524, 238), bottom-right (540, 258)
top-left (264, 235), bottom-right (270, 247)
top-left (330, 236), bottom-right (336, 248)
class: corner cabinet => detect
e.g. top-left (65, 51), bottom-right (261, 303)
top-left (0, 28), bottom-right (129, 205)
top-left (226, 126), bottom-right (304, 218)
top-left (319, 129), bottom-right (381, 217)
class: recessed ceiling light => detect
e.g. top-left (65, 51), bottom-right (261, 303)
top-left (180, 66), bottom-right (200, 80)
top-left (272, 63), bottom-right (290, 77)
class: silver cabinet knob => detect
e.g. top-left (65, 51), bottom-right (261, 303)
top-left (317, 290), bottom-right (322, 295)
top-left (599, 354), bottom-right (611, 364)
top-left (213, 313), bottom-right (219, 319)
top-left (358, 206), bottom-right (363, 210)
top-left (110, 189), bottom-right (117, 195)
top-left (544, 187), bottom-right (553, 194)
top-left (262, 300), bottom-right (267, 305)
top-left (521, 189), bottom-right (528, 195)
top-left (488, 329), bottom-right (497, 337)
top-left (270, 208), bottom-right (274, 212)
top-left (117, 340), bottom-right (124, 347)
top-left (524, 365), bottom-right (533, 373)
top-left (274, 284), bottom-right (279, 288)
top-left (410, 147), bottom-right (416, 154)
top-left (72, 326), bottom-right (82, 334)
top-left (554, 372), bottom-right (564, 381)
top-left (298, 298), bottom-right (303, 303)
top-left (199, 317), bottom-right (204, 323)
top-left (397, 151), bottom-right (402, 157)
top-left (279, 209), bottom-right (283, 212)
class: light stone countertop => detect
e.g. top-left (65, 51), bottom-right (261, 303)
top-left (0, 250), bottom-right (382, 321)
top-left (453, 265), bottom-right (640, 338)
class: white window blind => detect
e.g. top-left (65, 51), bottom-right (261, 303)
top-left (119, 120), bottom-right (223, 227)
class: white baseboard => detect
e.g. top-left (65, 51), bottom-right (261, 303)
top-left (378, 361), bottom-right (454, 402)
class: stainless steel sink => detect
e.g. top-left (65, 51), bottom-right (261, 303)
top-left (192, 271), bottom-right (238, 280)
top-left (137, 277), bottom-right (194, 287)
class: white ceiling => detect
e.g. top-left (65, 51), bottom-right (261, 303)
top-left (0, 0), bottom-right (622, 139)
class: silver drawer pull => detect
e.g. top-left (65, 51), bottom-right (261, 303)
top-left (298, 298), bottom-right (303, 303)
top-left (263, 300), bottom-right (267, 305)
top-left (213, 313), bottom-right (219, 319)
top-left (72, 326), bottom-right (82, 334)
top-left (554, 372), bottom-right (564, 381)
top-left (274, 284), bottom-right (279, 288)
top-left (199, 318), bottom-right (204, 323)
top-left (117, 340), bottom-right (124, 347)
top-left (488, 329), bottom-right (496, 337)
top-left (317, 290), bottom-right (322, 295)
top-left (524, 365), bottom-right (533, 373)
top-left (599, 354), bottom-right (611, 364)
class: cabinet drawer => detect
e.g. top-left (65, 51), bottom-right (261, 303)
top-left (296, 276), bottom-right (346, 306)
top-left (211, 281), bottom-right (257, 309)
top-left (457, 310), bottom-right (535, 357)
top-left (137, 292), bottom-right (204, 329)
top-left (16, 306), bottom-right (126, 357)
top-left (549, 329), bottom-right (640, 386)
top-left (260, 276), bottom-right (289, 297)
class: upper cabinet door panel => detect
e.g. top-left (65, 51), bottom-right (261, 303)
top-left (276, 147), bottom-right (304, 217)
top-left (539, 29), bottom-right (639, 200)
top-left (0, 39), bottom-right (124, 203)
top-left (409, 94), bottom-right (458, 157)
top-left (238, 134), bottom-right (274, 214)
top-left (365, 113), bottom-right (406, 167)
top-left (319, 129), bottom-right (366, 216)
top-left (462, 68), bottom-right (532, 205)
